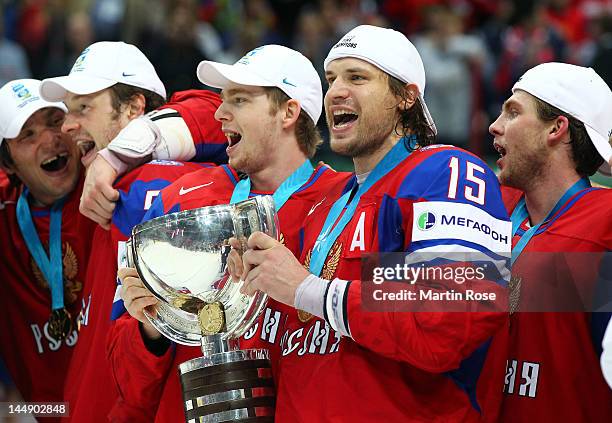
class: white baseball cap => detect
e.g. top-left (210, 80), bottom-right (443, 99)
top-left (40, 41), bottom-right (166, 102)
top-left (513, 62), bottom-right (612, 176)
top-left (197, 45), bottom-right (322, 124)
top-left (0, 79), bottom-right (67, 144)
top-left (324, 25), bottom-right (437, 135)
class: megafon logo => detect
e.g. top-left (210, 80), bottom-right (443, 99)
top-left (237, 46), bottom-right (265, 65)
top-left (71, 47), bottom-right (90, 73)
top-left (417, 212), bottom-right (436, 231)
top-left (440, 214), bottom-right (509, 244)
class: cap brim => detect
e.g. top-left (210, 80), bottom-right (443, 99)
top-left (585, 125), bottom-right (612, 176)
top-left (197, 61), bottom-right (275, 90)
top-left (3, 102), bottom-right (67, 140)
top-left (40, 75), bottom-right (116, 102)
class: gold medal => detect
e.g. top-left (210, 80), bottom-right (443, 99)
top-left (198, 302), bottom-right (225, 335)
top-left (48, 308), bottom-right (72, 340)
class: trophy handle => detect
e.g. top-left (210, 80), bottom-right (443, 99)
top-left (125, 238), bottom-right (134, 268)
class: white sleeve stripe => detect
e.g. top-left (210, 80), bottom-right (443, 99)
top-left (149, 111), bottom-right (181, 121)
top-left (325, 278), bottom-right (351, 338)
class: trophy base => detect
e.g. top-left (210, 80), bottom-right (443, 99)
top-left (179, 348), bottom-right (275, 422)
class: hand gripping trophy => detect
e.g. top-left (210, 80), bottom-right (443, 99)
top-left (126, 196), bottom-right (278, 422)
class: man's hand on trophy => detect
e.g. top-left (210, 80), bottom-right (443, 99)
top-left (239, 231), bottom-right (309, 307)
top-left (117, 267), bottom-right (162, 340)
top-left (80, 154), bottom-right (120, 230)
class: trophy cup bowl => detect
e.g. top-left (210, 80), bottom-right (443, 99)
top-left (126, 196), bottom-right (278, 422)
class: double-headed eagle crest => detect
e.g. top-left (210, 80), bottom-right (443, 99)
top-left (31, 242), bottom-right (83, 305)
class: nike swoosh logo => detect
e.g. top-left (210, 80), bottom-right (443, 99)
top-left (282, 77), bottom-right (296, 87)
top-left (308, 197), bottom-right (325, 216)
top-left (122, 72), bottom-right (136, 77)
top-left (179, 182), bottom-right (213, 195)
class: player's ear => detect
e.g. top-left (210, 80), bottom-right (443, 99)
top-left (281, 99), bottom-right (301, 130)
top-left (398, 83), bottom-right (418, 111)
top-left (547, 115), bottom-right (569, 146)
top-left (126, 93), bottom-right (146, 120)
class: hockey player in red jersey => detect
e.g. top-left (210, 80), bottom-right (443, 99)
top-left (39, 41), bottom-right (227, 422)
top-left (480, 63), bottom-right (612, 422)
top-left (0, 79), bottom-right (91, 413)
top-left (227, 25), bottom-right (511, 422)
top-left (111, 44), bottom-right (351, 422)
top-left (41, 41), bottom-right (228, 231)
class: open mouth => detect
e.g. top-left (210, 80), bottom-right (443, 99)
top-left (77, 140), bottom-right (96, 157)
top-left (332, 110), bottom-right (358, 129)
top-left (40, 152), bottom-right (69, 172)
top-left (226, 131), bottom-right (242, 148)
top-left (494, 143), bottom-right (507, 158)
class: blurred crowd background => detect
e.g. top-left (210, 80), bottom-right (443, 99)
top-left (2, 0), bottom-right (612, 166)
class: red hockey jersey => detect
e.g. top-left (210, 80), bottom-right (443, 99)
top-left (0, 89), bottom-right (226, 421)
top-left (63, 161), bottom-right (210, 422)
top-left (480, 185), bottom-right (612, 422)
top-left (63, 88), bottom-right (227, 422)
top-left (0, 178), bottom-right (96, 412)
top-left (278, 144), bottom-right (511, 422)
top-left (106, 163), bottom-right (351, 422)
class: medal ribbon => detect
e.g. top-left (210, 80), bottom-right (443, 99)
top-left (510, 177), bottom-right (590, 265)
top-left (309, 137), bottom-right (414, 277)
top-left (16, 188), bottom-right (66, 310)
top-left (230, 159), bottom-right (315, 210)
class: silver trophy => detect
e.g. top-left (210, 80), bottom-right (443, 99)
top-left (126, 196), bottom-right (278, 422)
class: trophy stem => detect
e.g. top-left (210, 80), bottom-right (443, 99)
top-left (179, 348), bottom-right (275, 422)
top-left (200, 334), bottom-right (240, 357)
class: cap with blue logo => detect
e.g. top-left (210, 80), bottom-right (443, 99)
top-left (197, 45), bottom-right (323, 124)
top-left (0, 79), bottom-right (67, 143)
top-left (40, 41), bottom-right (166, 102)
